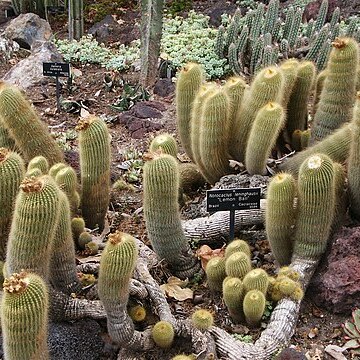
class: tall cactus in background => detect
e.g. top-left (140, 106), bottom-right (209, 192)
top-left (176, 63), bottom-right (204, 161)
top-left (68, 0), bottom-right (84, 41)
top-left (140, 0), bottom-right (164, 87)
top-left (143, 153), bottom-right (199, 279)
top-left (1, 272), bottom-right (49, 360)
top-left (77, 116), bottom-right (110, 231)
top-left (0, 82), bottom-right (64, 165)
top-left (0, 148), bottom-right (25, 261)
top-left (311, 37), bottom-right (359, 143)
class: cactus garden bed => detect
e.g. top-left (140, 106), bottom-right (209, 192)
top-left (0, 1), bottom-right (360, 359)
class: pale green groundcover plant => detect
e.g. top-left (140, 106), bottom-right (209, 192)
top-left (54, 11), bottom-right (227, 78)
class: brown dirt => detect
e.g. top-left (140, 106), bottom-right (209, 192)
top-left (0, 2), bottom-right (357, 359)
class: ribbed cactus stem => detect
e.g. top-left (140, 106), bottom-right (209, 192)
top-left (314, 0), bottom-right (328, 33)
top-left (55, 166), bottom-right (80, 215)
top-left (225, 252), bottom-right (251, 279)
top-left (223, 276), bottom-right (244, 323)
top-left (6, 176), bottom-right (60, 279)
top-left (199, 88), bottom-right (231, 184)
top-left (50, 190), bottom-right (82, 295)
top-left (347, 95), bottom-right (360, 220)
top-left (292, 154), bottom-right (335, 259)
top-left (49, 163), bottom-right (67, 178)
top-left (225, 239), bottom-right (251, 259)
top-left (77, 116), bottom-right (110, 230)
top-left (243, 268), bottom-right (269, 294)
top-left (176, 63), bottom-right (204, 161)
top-left (205, 256), bottom-right (226, 292)
top-left (311, 37), bottom-right (359, 143)
top-left (27, 156), bottom-right (49, 174)
top-left (0, 82), bottom-right (63, 165)
top-left (98, 231), bottom-right (138, 345)
top-left (266, 172), bottom-right (297, 266)
top-left (243, 289), bottom-right (266, 327)
top-left (0, 148), bottom-right (25, 260)
top-left (245, 102), bottom-right (285, 175)
top-left (1, 272), bottom-right (49, 360)
top-left (0, 124), bottom-right (15, 149)
top-left (286, 61), bottom-right (316, 136)
top-left (143, 153), bottom-right (199, 279)
top-left (149, 133), bottom-right (178, 157)
top-left (232, 66), bottom-right (284, 162)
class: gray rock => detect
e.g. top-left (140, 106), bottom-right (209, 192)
top-left (4, 13), bottom-right (52, 50)
top-left (0, 35), bottom-right (20, 61)
top-left (154, 78), bottom-right (175, 98)
top-left (2, 41), bottom-right (63, 89)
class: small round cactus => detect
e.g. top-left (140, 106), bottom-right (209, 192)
top-left (278, 276), bottom-right (298, 296)
top-left (225, 252), bottom-right (252, 279)
top-left (78, 231), bottom-right (92, 250)
top-left (128, 305), bottom-right (147, 322)
top-left (151, 321), bottom-right (175, 349)
top-left (225, 239), bottom-right (251, 259)
top-left (85, 241), bottom-right (98, 255)
top-left (172, 355), bottom-right (195, 360)
top-left (243, 268), bottom-right (269, 294)
top-left (27, 156), bottom-right (49, 174)
top-left (149, 133), bottom-right (178, 157)
top-left (205, 257), bottom-right (226, 292)
top-left (71, 217), bottom-right (85, 243)
top-left (191, 309), bottom-right (214, 330)
top-left (243, 289), bottom-right (266, 327)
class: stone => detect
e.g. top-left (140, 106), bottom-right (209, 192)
top-left (88, 15), bottom-right (118, 43)
top-left (275, 347), bottom-right (307, 360)
top-left (308, 227), bottom-right (360, 314)
top-left (4, 13), bottom-right (52, 50)
top-left (132, 101), bottom-right (164, 119)
top-left (0, 35), bottom-right (20, 62)
top-left (154, 78), bottom-right (175, 98)
top-left (2, 41), bottom-right (63, 89)
top-left (203, 1), bottom-right (238, 27)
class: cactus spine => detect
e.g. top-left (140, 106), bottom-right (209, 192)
top-left (232, 66), bottom-right (284, 162)
top-left (1, 272), bottom-right (49, 360)
top-left (176, 63), bottom-right (204, 161)
top-left (50, 190), bottom-right (82, 295)
top-left (143, 153), bottom-right (199, 279)
top-left (311, 38), bottom-right (359, 143)
top-left (199, 88), bottom-right (231, 184)
top-left (245, 102), bottom-right (285, 175)
top-left (6, 176), bottom-right (60, 278)
top-left (149, 133), bottom-right (178, 157)
top-left (292, 154), bottom-right (335, 259)
top-left (243, 289), bottom-right (266, 327)
top-left (0, 148), bottom-right (25, 260)
top-left (77, 116), bottom-right (110, 230)
top-left (0, 82), bottom-right (63, 165)
top-left (266, 172), bottom-right (297, 265)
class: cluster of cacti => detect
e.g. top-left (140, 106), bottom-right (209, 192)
top-left (143, 152), bottom-right (199, 278)
top-left (205, 239), bottom-right (271, 327)
top-left (77, 116), bottom-right (111, 231)
top-left (1, 271), bottom-right (49, 360)
top-left (216, 0), bottom-right (360, 76)
top-left (0, 82), bottom-right (64, 165)
top-left (0, 148), bottom-right (25, 260)
top-left (267, 153), bottom-right (339, 263)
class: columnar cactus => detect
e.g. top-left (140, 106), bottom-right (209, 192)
top-left (243, 268), bottom-right (269, 294)
top-left (98, 231), bottom-right (138, 345)
top-left (243, 289), bottom-right (266, 327)
top-left (266, 172), bottom-right (297, 265)
top-left (199, 88), bottom-right (231, 184)
top-left (0, 82), bottom-right (64, 165)
top-left (245, 102), bottom-right (285, 175)
top-left (176, 63), bottom-right (204, 161)
top-left (77, 116), bottom-right (111, 230)
top-left (0, 148), bottom-right (25, 260)
top-left (279, 59), bottom-right (299, 108)
top-left (6, 176), bottom-right (60, 279)
top-left (311, 37), bottom-right (359, 143)
top-left (292, 154), bottom-right (335, 259)
top-left (232, 66), bottom-right (284, 161)
top-left (1, 272), bottom-right (49, 360)
top-left (143, 153), bottom-right (199, 279)
top-left (205, 256), bottom-right (226, 292)
top-left (50, 190), bottom-right (82, 295)
top-left (223, 276), bottom-right (244, 323)
top-left (225, 252), bottom-right (251, 279)
top-left (55, 166), bottom-right (80, 215)
top-left (149, 133), bottom-right (178, 157)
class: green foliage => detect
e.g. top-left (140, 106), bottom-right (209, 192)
top-left (165, 0), bottom-right (192, 16)
top-left (232, 334), bottom-right (253, 343)
top-left (111, 83), bottom-right (150, 112)
top-left (343, 309), bottom-right (360, 355)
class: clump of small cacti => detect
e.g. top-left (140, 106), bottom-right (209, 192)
top-left (0, 82), bottom-right (63, 165)
top-left (205, 256), bottom-right (226, 292)
top-left (1, 271), bottom-right (49, 360)
top-left (71, 217), bottom-right (85, 244)
top-left (191, 309), bottom-right (214, 330)
top-left (77, 116), bottom-right (110, 230)
top-left (152, 321), bottom-right (175, 349)
top-left (0, 148), bottom-right (25, 260)
top-left (78, 231), bottom-right (92, 250)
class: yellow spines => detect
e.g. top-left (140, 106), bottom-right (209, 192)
top-left (151, 321), bottom-right (175, 349)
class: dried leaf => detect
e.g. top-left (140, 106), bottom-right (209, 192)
top-left (80, 107), bottom-right (90, 118)
top-left (196, 245), bottom-right (225, 270)
top-left (160, 276), bottom-right (193, 301)
top-left (308, 327), bottom-right (319, 339)
top-left (324, 345), bottom-right (347, 360)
